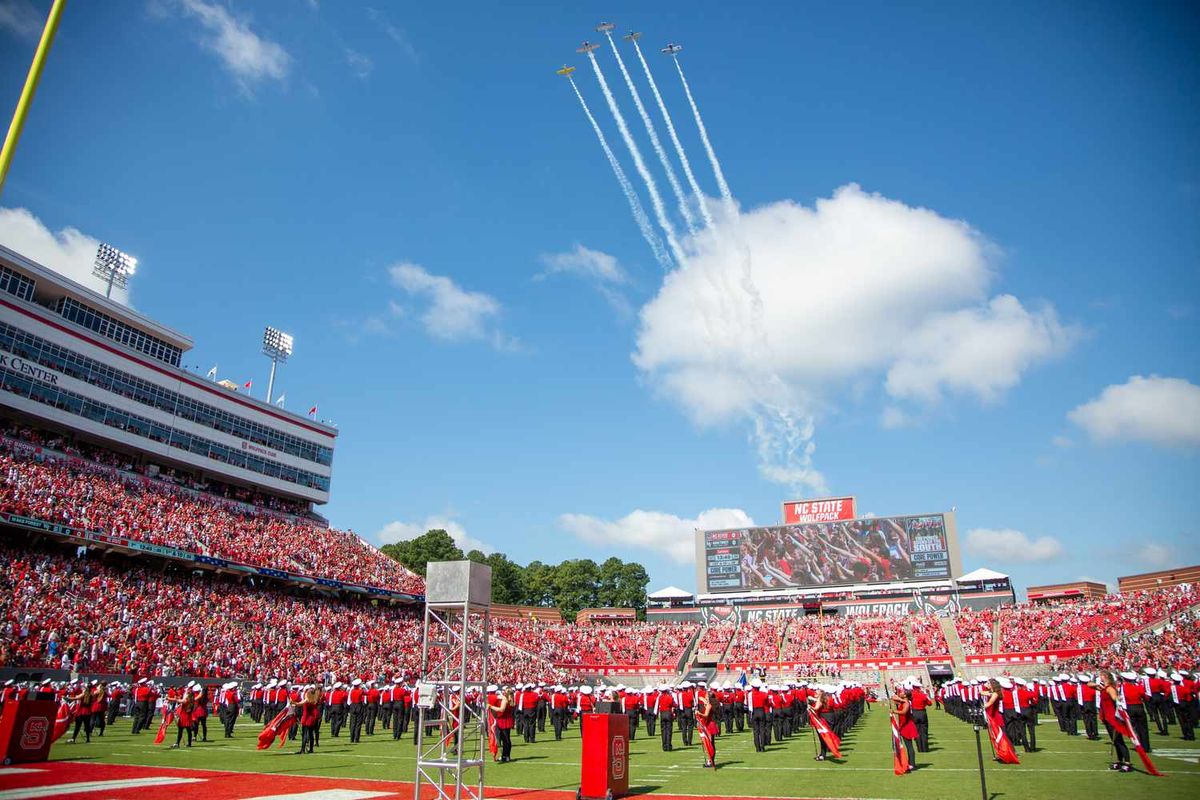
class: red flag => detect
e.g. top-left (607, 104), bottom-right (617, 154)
top-left (808, 708), bottom-right (841, 759)
top-left (154, 709), bottom-right (174, 745)
top-left (698, 717), bottom-right (717, 764)
top-left (890, 713), bottom-right (910, 774)
top-left (256, 707), bottom-right (297, 750)
top-left (985, 707), bottom-right (1021, 765)
top-left (486, 711), bottom-right (498, 759)
top-left (51, 701), bottom-right (71, 743)
top-left (244, 380), bottom-right (252, 391)
top-left (1104, 704), bottom-right (1164, 776)
top-left (307, 405), bottom-right (317, 418)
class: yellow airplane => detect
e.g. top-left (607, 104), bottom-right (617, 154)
top-left (556, 64), bottom-right (576, 77)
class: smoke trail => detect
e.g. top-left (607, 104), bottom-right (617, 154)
top-left (631, 40), bottom-right (715, 231)
top-left (673, 57), bottom-right (735, 218)
top-left (588, 52), bottom-right (684, 265)
top-left (568, 78), bottom-right (672, 270)
top-left (605, 36), bottom-right (698, 236)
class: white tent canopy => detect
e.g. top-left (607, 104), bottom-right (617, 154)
top-left (648, 585), bottom-right (694, 599)
top-left (957, 567), bottom-right (1009, 583)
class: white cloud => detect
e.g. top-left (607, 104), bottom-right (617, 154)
top-left (388, 262), bottom-right (516, 350)
top-left (880, 406), bottom-right (912, 430)
top-left (376, 516), bottom-right (493, 555)
top-left (1138, 542), bottom-right (1172, 568)
top-left (0, 0), bottom-right (41, 40)
top-left (884, 295), bottom-right (1077, 404)
top-left (1051, 435), bottom-right (1073, 448)
top-left (366, 7), bottom-right (418, 62)
top-left (537, 244), bottom-right (631, 316)
top-left (559, 508), bottom-right (756, 564)
top-left (965, 528), bottom-right (1064, 563)
top-left (176, 0), bottom-right (291, 90)
top-left (0, 207), bottom-right (131, 304)
top-left (538, 244), bottom-right (628, 284)
top-left (345, 48), bottom-right (373, 79)
top-left (1068, 375), bottom-right (1200, 448)
top-left (633, 183), bottom-right (1077, 491)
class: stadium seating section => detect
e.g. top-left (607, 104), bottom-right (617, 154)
top-left (1, 420), bottom-right (1198, 681)
top-left (0, 433), bottom-right (424, 594)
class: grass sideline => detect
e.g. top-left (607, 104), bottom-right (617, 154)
top-left (49, 707), bottom-right (1200, 800)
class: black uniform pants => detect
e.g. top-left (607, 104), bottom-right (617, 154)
top-left (679, 707), bottom-right (694, 745)
top-left (132, 700), bottom-right (150, 733)
top-left (644, 710), bottom-right (656, 737)
top-left (1128, 705), bottom-right (1151, 752)
top-left (751, 708), bottom-right (767, 751)
top-left (366, 704), bottom-right (378, 735)
top-left (223, 706), bottom-right (239, 737)
top-left (552, 708), bottom-right (567, 740)
top-left (349, 705), bottom-right (365, 742)
top-left (912, 708), bottom-right (929, 752)
top-left (301, 723), bottom-right (317, 753)
top-left (659, 712), bottom-right (674, 751)
top-left (1083, 706), bottom-right (1099, 740)
top-left (497, 726), bottom-right (512, 761)
top-left (1023, 709), bottom-right (1039, 750)
top-left (71, 715), bottom-right (92, 742)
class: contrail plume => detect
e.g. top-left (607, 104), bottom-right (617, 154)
top-left (567, 77), bottom-right (671, 269)
top-left (673, 56), bottom-right (736, 219)
top-left (588, 52), bottom-right (684, 265)
top-left (631, 40), bottom-right (714, 230)
top-left (605, 35), bottom-right (698, 236)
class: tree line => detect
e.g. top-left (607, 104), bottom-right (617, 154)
top-left (379, 529), bottom-right (650, 620)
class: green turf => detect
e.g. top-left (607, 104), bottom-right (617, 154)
top-left (49, 709), bottom-right (1200, 800)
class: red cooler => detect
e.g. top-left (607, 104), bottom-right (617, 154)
top-left (0, 700), bottom-right (57, 764)
top-left (578, 713), bottom-right (629, 800)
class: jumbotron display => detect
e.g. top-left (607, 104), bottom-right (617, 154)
top-left (698, 513), bottom-right (959, 593)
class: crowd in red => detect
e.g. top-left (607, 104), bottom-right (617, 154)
top-left (0, 438), bottom-right (424, 594)
top-left (492, 620), bottom-right (698, 666)
top-left (0, 540), bottom-right (565, 683)
top-left (999, 584), bottom-right (1200, 652)
top-left (909, 614), bottom-right (951, 656)
top-left (954, 607), bottom-right (996, 655)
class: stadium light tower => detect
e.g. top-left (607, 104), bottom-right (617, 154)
top-left (92, 242), bottom-right (137, 299)
top-left (261, 325), bottom-right (293, 404)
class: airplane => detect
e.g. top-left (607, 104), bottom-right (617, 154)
top-left (577, 41), bottom-right (600, 54)
top-left (595, 22), bottom-right (615, 34)
top-left (556, 64), bottom-right (576, 77)
top-left (661, 43), bottom-right (683, 55)
top-left (624, 31), bottom-right (643, 42)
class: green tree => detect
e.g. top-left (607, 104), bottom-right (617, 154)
top-left (552, 558), bottom-right (600, 619)
top-left (521, 561), bottom-right (556, 607)
top-left (380, 529), bottom-right (463, 577)
top-left (597, 557), bottom-right (625, 607)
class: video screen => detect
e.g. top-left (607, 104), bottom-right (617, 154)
top-left (702, 514), bottom-right (952, 592)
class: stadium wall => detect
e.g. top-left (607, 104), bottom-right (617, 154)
top-left (1117, 565), bottom-right (1200, 594)
top-left (646, 586), bottom-right (1010, 624)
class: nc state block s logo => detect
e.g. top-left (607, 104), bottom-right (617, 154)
top-left (21, 716), bottom-right (49, 750)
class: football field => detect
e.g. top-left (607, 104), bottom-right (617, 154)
top-left (34, 707), bottom-right (1200, 800)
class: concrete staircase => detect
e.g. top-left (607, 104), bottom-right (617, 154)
top-left (903, 620), bottom-right (918, 657)
top-left (938, 616), bottom-right (967, 671)
top-left (597, 635), bottom-right (616, 664)
top-left (990, 617), bottom-right (1002, 654)
top-left (648, 626), bottom-right (664, 663)
top-left (777, 619), bottom-right (792, 661)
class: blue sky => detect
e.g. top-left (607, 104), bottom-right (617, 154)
top-left (1, 1), bottom-right (1197, 595)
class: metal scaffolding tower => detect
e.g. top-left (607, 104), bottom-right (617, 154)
top-left (414, 561), bottom-right (492, 800)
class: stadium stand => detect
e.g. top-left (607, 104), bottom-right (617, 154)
top-left (0, 538), bottom-right (564, 683)
top-left (0, 432), bottom-right (425, 594)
